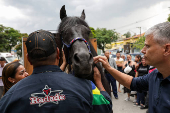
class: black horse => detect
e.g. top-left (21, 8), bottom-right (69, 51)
top-left (56, 5), bottom-right (111, 96)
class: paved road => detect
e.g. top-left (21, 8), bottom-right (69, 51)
top-left (111, 82), bottom-right (147, 113)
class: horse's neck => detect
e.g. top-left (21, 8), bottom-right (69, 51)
top-left (89, 41), bottom-right (98, 57)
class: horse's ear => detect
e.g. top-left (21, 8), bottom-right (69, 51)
top-left (60, 5), bottom-right (67, 20)
top-left (80, 10), bottom-right (85, 20)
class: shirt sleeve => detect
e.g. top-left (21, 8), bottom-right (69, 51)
top-left (91, 81), bottom-right (112, 113)
top-left (113, 59), bottom-right (117, 70)
top-left (130, 74), bottom-right (150, 92)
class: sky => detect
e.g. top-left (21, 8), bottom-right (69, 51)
top-left (0, 0), bottom-right (170, 36)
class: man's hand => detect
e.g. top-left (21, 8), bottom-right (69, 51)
top-left (60, 50), bottom-right (67, 71)
top-left (93, 56), bottom-right (111, 69)
top-left (93, 67), bottom-right (105, 91)
top-left (93, 67), bottom-right (101, 82)
top-left (62, 49), bottom-right (66, 64)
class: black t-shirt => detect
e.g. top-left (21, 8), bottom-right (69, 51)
top-left (137, 64), bottom-right (149, 77)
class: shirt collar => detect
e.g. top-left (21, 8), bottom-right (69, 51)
top-left (32, 65), bottom-right (62, 74)
top-left (157, 70), bottom-right (170, 82)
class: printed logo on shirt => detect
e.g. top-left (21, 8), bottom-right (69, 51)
top-left (29, 85), bottom-right (66, 107)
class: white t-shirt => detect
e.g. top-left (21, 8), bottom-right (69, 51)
top-left (114, 58), bottom-right (124, 67)
top-left (114, 58), bottom-right (124, 62)
top-left (0, 64), bottom-right (4, 86)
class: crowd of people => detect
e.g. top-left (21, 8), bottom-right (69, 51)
top-left (95, 22), bottom-right (170, 113)
top-left (103, 51), bottom-right (151, 111)
top-left (0, 22), bottom-right (170, 113)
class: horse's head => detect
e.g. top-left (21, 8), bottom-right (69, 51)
top-left (58, 5), bottom-right (93, 78)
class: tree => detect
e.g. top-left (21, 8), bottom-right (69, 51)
top-left (95, 28), bottom-right (118, 52)
top-left (167, 14), bottom-right (170, 22)
top-left (89, 27), bottom-right (96, 38)
top-left (0, 25), bottom-right (8, 51)
top-left (15, 33), bottom-right (28, 57)
top-left (133, 35), bottom-right (145, 49)
top-left (15, 43), bottom-right (22, 57)
top-left (124, 31), bottom-right (131, 38)
top-left (0, 25), bottom-right (22, 52)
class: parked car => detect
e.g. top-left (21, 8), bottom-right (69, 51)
top-left (0, 52), bottom-right (18, 63)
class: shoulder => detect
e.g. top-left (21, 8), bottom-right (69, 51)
top-left (143, 69), bottom-right (158, 81)
top-left (110, 58), bottom-right (115, 62)
top-left (132, 61), bottom-right (137, 65)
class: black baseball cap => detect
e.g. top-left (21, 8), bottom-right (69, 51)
top-left (26, 30), bottom-right (57, 59)
top-left (0, 57), bottom-right (5, 61)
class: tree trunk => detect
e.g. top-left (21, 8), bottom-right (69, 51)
top-left (102, 47), bottom-right (105, 53)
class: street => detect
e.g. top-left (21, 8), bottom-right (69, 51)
top-left (112, 82), bottom-right (147, 113)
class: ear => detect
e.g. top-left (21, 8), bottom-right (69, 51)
top-left (164, 44), bottom-right (170, 56)
top-left (8, 77), bottom-right (15, 84)
top-left (56, 47), bottom-right (60, 60)
top-left (26, 54), bottom-right (32, 65)
top-left (55, 33), bottom-right (63, 66)
top-left (60, 5), bottom-right (67, 20)
top-left (80, 10), bottom-right (85, 20)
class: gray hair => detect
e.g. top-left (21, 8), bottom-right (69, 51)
top-left (145, 22), bottom-right (170, 45)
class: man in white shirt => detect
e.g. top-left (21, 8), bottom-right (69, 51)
top-left (0, 57), bottom-right (6, 99)
top-left (104, 51), bottom-right (118, 99)
top-left (114, 51), bottom-right (124, 92)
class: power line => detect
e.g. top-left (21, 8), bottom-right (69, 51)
top-left (117, 27), bottom-right (136, 32)
top-left (115, 9), bottom-right (169, 30)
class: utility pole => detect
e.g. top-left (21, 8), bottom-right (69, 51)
top-left (137, 27), bottom-right (141, 37)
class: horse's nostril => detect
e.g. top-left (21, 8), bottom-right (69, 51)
top-left (73, 52), bottom-right (93, 64)
top-left (74, 53), bottom-right (80, 63)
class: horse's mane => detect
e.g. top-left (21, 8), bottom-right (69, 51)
top-left (58, 17), bottom-right (90, 33)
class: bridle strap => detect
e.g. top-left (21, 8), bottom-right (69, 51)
top-left (60, 36), bottom-right (91, 64)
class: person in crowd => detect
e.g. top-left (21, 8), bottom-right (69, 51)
top-left (0, 57), bottom-right (6, 99)
top-left (121, 54), bottom-right (126, 61)
top-left (134, 57), bottom-right (149, 108)
top-left (2, 61), bottom-right (29, 95)
top-left (122, 54), bottom-right (137, 101)
top-left (0, 30), bottom-right (112, 113)
top-left (93, 22), bottom-right (170, 113)
top-left (131, 54), bottom-right (142, 103)
top-left (104, 51), bottom-right (118, 99)
top-left (134, 55), bottom-right (142, 69)
top-left (114, 51), bottom-right (124, 93)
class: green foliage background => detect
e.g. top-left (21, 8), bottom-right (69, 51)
top-left (0, 25), bottom-right (28, 57)
top-left (168, 14), bottom-right (170, 22)
top-left (133, 35), bottom-right (145, 49)
top-left (124, 31), bottom-right (131, 38)
top-left (95, 28), bottom-right (118, 52)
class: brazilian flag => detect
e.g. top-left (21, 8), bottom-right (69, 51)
top-left (91, 81), bottom-right (110, 105)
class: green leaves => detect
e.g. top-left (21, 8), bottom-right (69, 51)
top-left (124, 31), bottom-right (131, 38)
top-left (167, 14), bottom-right (170, 22)
top-left (133, 35), bottom-right (145, 49)
top-left (0, 24), bottom-right (23, 54)
top-left (89, 27), bottom-right (96, 38)
top-left (95, 28), bottom-right (118, 52)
